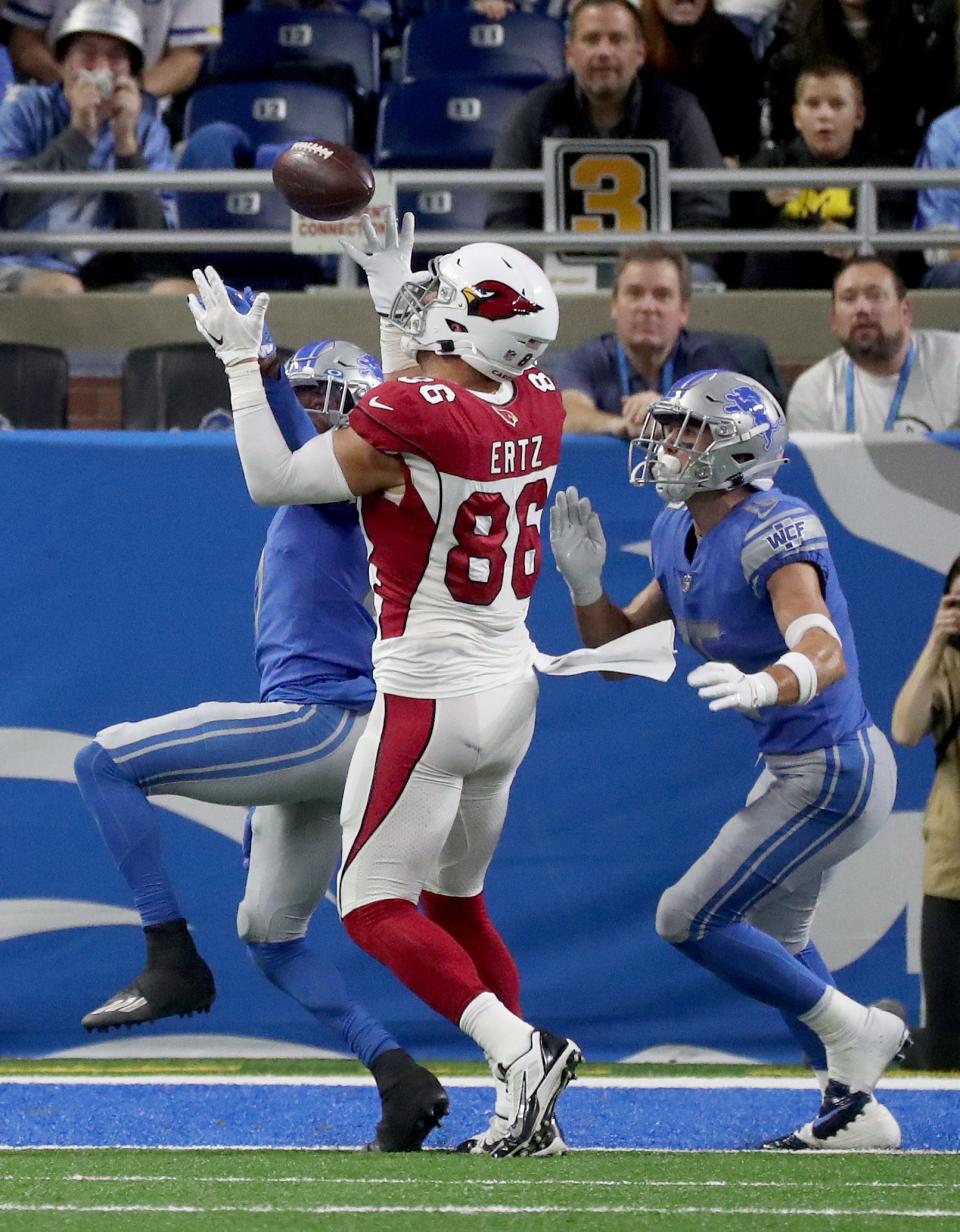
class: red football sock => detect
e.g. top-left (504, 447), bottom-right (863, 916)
top-left (421, 890), bottom-right (522, 1016)
top-left (343, 898), bottom-right (488, 1025)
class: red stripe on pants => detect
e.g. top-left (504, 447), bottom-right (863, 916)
top-left (341, 693), bottom-right (435, 877)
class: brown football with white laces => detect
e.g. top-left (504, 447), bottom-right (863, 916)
top-left (271, 139), bottom-right (375, 221)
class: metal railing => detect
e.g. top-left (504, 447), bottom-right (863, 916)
top-left (1, 165), bottom-right (958, 270)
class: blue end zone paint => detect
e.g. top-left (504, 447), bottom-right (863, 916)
top-left (1, 1084), bottom-right (957, 1151)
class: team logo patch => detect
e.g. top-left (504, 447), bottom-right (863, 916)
top-left (681, 573), bottom-right (693, 592)
top-left (462, 281), bottom-right (541, 321)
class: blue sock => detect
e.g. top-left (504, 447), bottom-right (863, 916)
top-left (675, 920), bottom-right (828, 1017)
top-left (247, 939), bottom-right (399, 1068)
top-left (780, 941), bottom-right (834, 1071)
top-left (74, 742), bottom-right (181, 926)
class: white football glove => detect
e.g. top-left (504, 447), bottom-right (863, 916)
top-left (549, 485), bottom-right (606, 606)
top-left (339, 207), bottom-right (415, 316)
top-left (687, 662), bottom-right (779, 715)
top-left (188, 266), bottom-right (269, 367)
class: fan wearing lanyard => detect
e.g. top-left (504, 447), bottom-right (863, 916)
top-left (616, 342), bottom-right (675, 403)
top-left (845, 339), bottom-right (915, 433)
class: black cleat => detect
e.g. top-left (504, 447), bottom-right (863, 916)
top-left (365, 1049), bottom-right (449, 1152)
top-left (81, 918), bottom-right (216, 1032)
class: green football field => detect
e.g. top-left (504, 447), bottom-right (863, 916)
top-left (2, 1146), bottom-right (959, 1232)
top-left (2, 1058), bottom-right (957, 1230)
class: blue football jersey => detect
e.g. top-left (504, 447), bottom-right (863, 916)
top-left (651, 488), bottom-right (871, 754)
top-left (254, 374), bottom-right (375, 711)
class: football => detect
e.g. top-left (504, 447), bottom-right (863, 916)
top-left (271, 139), bottom-right (375, 222)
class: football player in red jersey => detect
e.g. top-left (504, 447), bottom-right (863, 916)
top-left (188, 212), bottom-right (581, 1158)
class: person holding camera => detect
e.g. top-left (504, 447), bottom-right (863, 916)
top-left (0, 0), bottom-right (190, 294)
top-left (891, 556), bottom-right (960, 1071)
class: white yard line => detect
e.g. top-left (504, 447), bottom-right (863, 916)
top-left (1, 1175), bottom-right (958, 1190)
top-left (0, 1074), bottom-right (957, 1089)
top-left (0, 1203), bottom-right (957, 1217)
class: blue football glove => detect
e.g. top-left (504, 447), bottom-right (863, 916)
top-left (225, 284), bottom-right (277, 361)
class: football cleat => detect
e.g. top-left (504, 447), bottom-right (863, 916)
top-left (486, 1029), bottom-right (581, 1159)
top-left (365, 1049), bottom-right (449, 1152)
top-left (457, 1114), bottom-right (568, 1157)
top-left (825, 1004), bottom-right (912, 1094)
top-left (81, 919), bottom-right (215, 1032)
top-left (762, 1089), bottom-right (902, 1151)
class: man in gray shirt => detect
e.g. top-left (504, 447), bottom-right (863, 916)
top-left (486, 0), bottom-right (728, 234)
top-left (788, 256), bottom-right (960, 435)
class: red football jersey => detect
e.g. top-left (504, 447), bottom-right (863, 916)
top-left (349, 369), bottom-right (564, 697)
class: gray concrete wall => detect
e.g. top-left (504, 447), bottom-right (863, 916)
top-left (1, 288), bottom-right (958, 365)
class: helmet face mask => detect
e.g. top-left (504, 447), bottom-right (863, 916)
top-left (284, 340), bottom-right (383, 429)
top-left (628, 369), bottom-right (788, 503)
top-left (389, 243), bottom-right (559, 382)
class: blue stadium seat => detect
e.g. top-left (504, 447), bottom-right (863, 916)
top-left (397, 187), bottom-right (489, 232)
top-left (401, 12), bottom-right (565, 87)
top-left (176, 128), bottom-right (333, 290)
top-left (183, 80), bottom-right (353, 147)
top-left (375, 79), bottom-right (529, 168)
top-left (206, 10), bottom-right (380, 102)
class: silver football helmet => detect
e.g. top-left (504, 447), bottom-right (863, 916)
top-left (284, 339), bottom-right (383, 428)
top-left (629, 369), bottom-right (788, 503)
top-left (388, 242), bottom-right (559, 382)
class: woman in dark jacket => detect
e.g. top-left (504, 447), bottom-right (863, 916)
top-left (640, 0), bottom-right (763, 164)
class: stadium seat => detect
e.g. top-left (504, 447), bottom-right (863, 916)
top-left (401, 13), bottom-right (565, 87)
top-left (397, 188), bottom-right (489, 231)
top-left (121, 345), bottom-right (233, 431)
top-left (0, 343), bottom-right (68, 428)
top-left (375, 79), bottom-right (529, 168)
top-left (183, 80), bottom-right (353, 147)
top-left (206, 10), bottom-right (380, 103)
top-left (176, 128), bottom-right (333, 289)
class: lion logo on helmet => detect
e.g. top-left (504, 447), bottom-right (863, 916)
top-left (462, 281), bottom-right (542, 321)
top-left (724, 384), bottom-right (779, 452)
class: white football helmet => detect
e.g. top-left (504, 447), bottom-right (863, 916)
top-left (284, 339), bottom-right (382, 428)
top-left (629, 369), bottom-right (788, 503)
top-left (388, 243), bottom-right (559, 382)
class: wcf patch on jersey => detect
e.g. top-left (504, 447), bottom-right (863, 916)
top-left (765, 518), bottom-right (806, 553)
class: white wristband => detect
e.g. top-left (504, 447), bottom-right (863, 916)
top-left (569, 577), bottom-right (603, 607)
top-left (785, 613), bottom-right (841, 648)
top-left (379, 320), bottom-right (409, 375)
top-left (227, 361), bottom-right (266, 415)
top-left (775, 651), bottom-right (819, 705)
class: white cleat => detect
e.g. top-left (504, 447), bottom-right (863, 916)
top-left (486, 1029), bottom-right (581, 1159)
top-left (763, 1094), bottom-right (901, 1151)
top-left (457, 1114), bottom-right (568, 1156)
top-left (825, 1005), bottom-right (911, 1094)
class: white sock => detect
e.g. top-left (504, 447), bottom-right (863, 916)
top-left (814, 1069), bottom-right (829, 1095)
top-left (460, 992), bottom-right (533, 1070)
top-left (798, 986), bottom-right (869, 1046)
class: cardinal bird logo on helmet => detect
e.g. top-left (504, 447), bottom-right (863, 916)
top-left (463, 281), bottom-right (542, 321)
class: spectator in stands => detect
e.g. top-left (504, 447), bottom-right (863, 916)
top-left (639, 0), bottom-right (761, 165)
top-left (549, 242), bottom-right (783, 436)
top-left (736, 60), bottom-right (913, 289)
top-left (2, 0), bottom-right (221, 100)
top-left (914, 103), bottom-right (960, 289)
top-left (0, 0), bottom-right (190, 294)
top-left (761, 0), bottom-right (957, 166)
top-left (713, 0), bottom-right (781, 56)
top-left (787, 255), bottom-right (960, 433)
top-left (486, 0), bottom-right (729, 236)
top-left (891, 553), bottom-right (960, 1072)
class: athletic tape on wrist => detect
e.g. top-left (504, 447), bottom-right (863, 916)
top-left (775, 651), bottom-right (819, 705)
top-left (379, 320), bottom-right (409, 374)
top-left (785, 613), bottom-right (841, 649)
top-left (227, 363), bottom-right (266, 414)
top-left (570, 578), bottom-right (603, 607)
